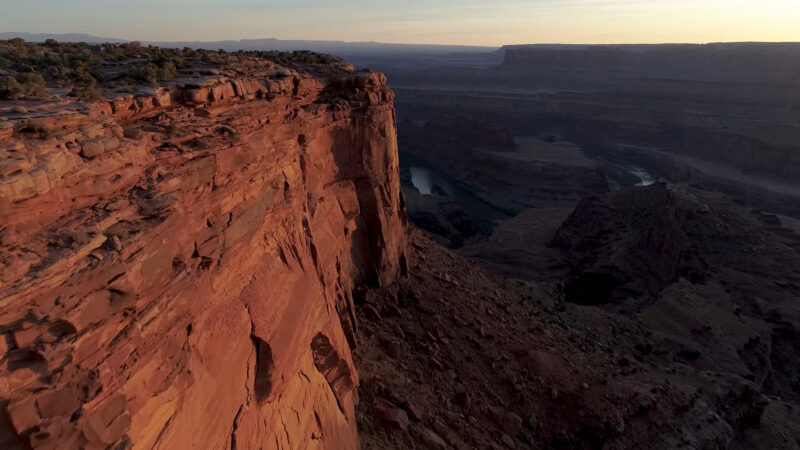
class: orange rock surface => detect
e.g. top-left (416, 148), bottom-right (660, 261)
top-left (0, 63), bottom-right (407, 449)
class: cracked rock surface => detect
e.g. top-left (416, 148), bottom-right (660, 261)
top-left (0, 56), bottom-right (407, 450)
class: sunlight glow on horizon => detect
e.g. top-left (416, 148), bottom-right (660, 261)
top-left (3, 0), bottom-right (800, 46)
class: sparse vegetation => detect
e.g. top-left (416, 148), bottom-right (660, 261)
top-left (19, 119), bottom-right (52, 139)
top-left (68, 84), bottom-right (101, 102)
top-left (0, 73), bottom-right (47, 100)
top-left (0, 39), bottom-right (349, 102)
top-left (125, 61), bottom-right (177, 85)
top-left (164, 120), bottom-right (177, 135)
top-left (256, 50), bottom-right (345, 67)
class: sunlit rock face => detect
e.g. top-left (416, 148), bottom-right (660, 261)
top-left (0, 62), bottom-right (407, 450)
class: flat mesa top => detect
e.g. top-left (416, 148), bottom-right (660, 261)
top-left (0, 39), bottom-right (352, 106)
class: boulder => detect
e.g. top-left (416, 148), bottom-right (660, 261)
top-left (377, 407), bottom-right (409, 431)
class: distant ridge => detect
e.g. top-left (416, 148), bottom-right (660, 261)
top-left (501, 42), bottom-right (800, 83)
top-left (0, 32), bottom-right (126, 43)
top-left (144, 38), bottom-right (497, 56)
top-left (0, 32), bottom-right (497, 56)
top-left (501, 42), bottom-right (800, 52)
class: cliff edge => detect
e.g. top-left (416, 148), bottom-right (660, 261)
top-left (0, 45), bottom-right (407, 449)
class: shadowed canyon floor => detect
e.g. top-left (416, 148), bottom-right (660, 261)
top-left (354, 183), bottom-right (800, 449)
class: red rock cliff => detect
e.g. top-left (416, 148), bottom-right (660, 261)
top-left (0, 64), bottom-right (407, 449)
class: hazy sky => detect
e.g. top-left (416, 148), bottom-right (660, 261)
top-left (3, 0), bottom-right (800, 46)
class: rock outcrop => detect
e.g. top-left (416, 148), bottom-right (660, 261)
top-left (355, 184), bottom-right (800, 449)
top-left (355, 230), bottom-right (800, 450)
top-left (553, 182), bottom-right (800, 308)
top-left (553, 182), bottom-right (699, 304)
top-left (0, 59), bottom-right (406, 449)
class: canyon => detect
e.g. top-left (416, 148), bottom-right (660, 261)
top-left (1, 40), bottom-right (800, 450)
top-left (357, 43), bottom-right (800, 449)
top-left (369, 44), bottom-right (800, 250)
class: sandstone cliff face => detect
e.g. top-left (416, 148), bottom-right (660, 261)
top-left (0, 64), bottom-right (406, 449)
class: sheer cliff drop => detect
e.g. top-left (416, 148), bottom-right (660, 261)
top-left (0, 60), bottom-right (407, 449)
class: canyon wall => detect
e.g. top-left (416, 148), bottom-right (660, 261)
top-left (395, 88), bottom-right (800, 218)
top-left (503, 43), bottom-right (800, 82)
top-left (0, 65), bottom-right (406, 449)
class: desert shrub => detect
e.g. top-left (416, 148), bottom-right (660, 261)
top-left (20, 119), bottom-right (52, 139)
top-left (6, 38), bottom-right (26, 47)
top-left (69, 85), bottom-right (102, 102)
top-left (170, 57), bottom-right (185, 69)
top-left (17, 73), bottom-right (47, 97)
top-left (0, 76), bottom-right (23, 99)
top-left (70, 61), bottom-right (96, 83)
top-left (250, 50), bottom-right (345, 68)
top-left (126, 61), bottom-right (177, 85)
top-left (196, 49), bottom-right (223, 64)
top-left (0, 73), bottom-right (47, 100)
top-left (159, 61), bottom-right (177, 80)
top-left (126, 63), bottom-right (159, 85)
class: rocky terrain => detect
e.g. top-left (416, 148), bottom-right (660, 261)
top-left (356, 184), bottom-right (800, 449)
top-left (400, 185), bottom-right (477, 248)
top-left (0, 41), bottom-right (407, 449)
top-left (355, 43), bottom-right (800, 448)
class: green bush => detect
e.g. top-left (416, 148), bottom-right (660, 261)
top-left (0, 76), bottom-right (22, 99)
top-left (160, 61), bottom-right (177, 81)
top-left (0, 73), bottom-right (47, 100)
top-left (7, 38), bottom-right (26, 47)
top-left (126, 61), bottom-right (177, 85)
top-left (69, 85), bottom-right (101, 102)
top-left (18, 73), bottom-right (47, 97)
top-left (126, 63), bottom-right (159, 85)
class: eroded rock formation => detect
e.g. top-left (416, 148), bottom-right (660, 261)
top-left (0, 60), bottom-right (406, 449)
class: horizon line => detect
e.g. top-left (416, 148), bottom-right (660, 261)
top-left (4, 31), bottom-right (800, 49)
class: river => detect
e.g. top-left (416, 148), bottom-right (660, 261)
top-left (408, 166), bottom-right (509, 231)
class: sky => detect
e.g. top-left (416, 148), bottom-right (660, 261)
top-left (3, 0), bottom-right (800, 46)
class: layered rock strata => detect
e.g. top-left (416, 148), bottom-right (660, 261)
top-left (0, 63), bottom-right (406, 449)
